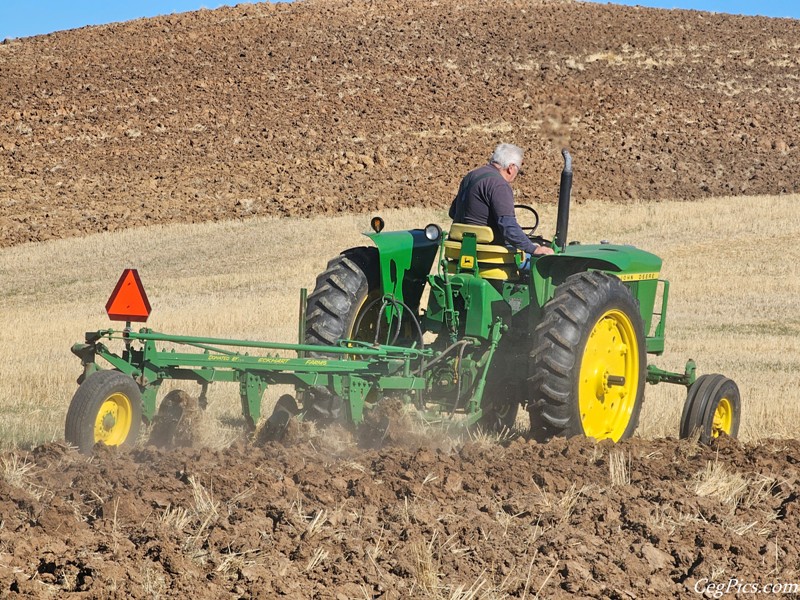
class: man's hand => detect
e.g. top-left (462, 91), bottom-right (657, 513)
top-left (533, 245), bottom-right (555, 256)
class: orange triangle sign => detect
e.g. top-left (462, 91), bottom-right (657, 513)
top-left (105, 269), bottom-right (151, 322)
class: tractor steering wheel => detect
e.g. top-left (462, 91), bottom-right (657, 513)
top-left (514, 204), bottom-right (540, 236)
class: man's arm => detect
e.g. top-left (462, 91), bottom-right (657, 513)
top-left (496, 215), bottom-right (538, 254)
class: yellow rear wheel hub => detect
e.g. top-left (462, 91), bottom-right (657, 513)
top-left (578, 309), bottom-right (640, 441)
top-left (94, 392), bottom-right (134, 446)
top-left (711, 397), bottom-right (734, 438)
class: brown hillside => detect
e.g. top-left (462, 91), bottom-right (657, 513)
top-left (0, 0), bottom-right (798, 247)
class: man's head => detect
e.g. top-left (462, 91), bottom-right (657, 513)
top-left (490, 143), bottom-right (524, 183)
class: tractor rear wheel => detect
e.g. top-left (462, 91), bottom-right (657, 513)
top-left (65, 370), bottom-right (142, 454)
top-left (305, 247), bottom-right (382, 349)
top-left (527, 271), bottom-right (646, 442)
top-left (680, 374), bottom-right (740, 443)
top-left (303, 247), bottom-right (382, 421)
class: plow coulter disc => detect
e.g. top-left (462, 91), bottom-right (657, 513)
top-left (148, 389), bottom-right (201, 449)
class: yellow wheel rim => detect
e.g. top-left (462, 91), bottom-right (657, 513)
top-left (578, 309), bottom-right (640, 441)
top-left (711, 397), bottom-right (734, 438)
top-left (349, 291), bottom-right (381, 342)
top-left (94, 392), bottom-right (134, 446)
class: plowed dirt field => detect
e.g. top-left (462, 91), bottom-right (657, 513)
top-left (1, 0), bottom-right (799, 597)
top-left (2, 430), bottom-right (800, 598)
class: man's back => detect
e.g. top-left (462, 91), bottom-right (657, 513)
top-left (449, 164), bottom-right (514, 245)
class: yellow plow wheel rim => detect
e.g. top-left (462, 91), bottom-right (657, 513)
top-left (711, 397), bottom-right (734, 438)
top-left (94, 392), bottom-right (134, 446)
top-left (578, 309), bottom-right (640, 441)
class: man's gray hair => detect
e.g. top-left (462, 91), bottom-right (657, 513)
top-left (491, 143), bottom-right (524, 169)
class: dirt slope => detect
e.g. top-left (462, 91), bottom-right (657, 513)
top-left (1, 0), bottom-right (799, 246)
top-left (1, 433), bottom-right (798, 598)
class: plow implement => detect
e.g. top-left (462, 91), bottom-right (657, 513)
top-left (65, 151), bottom-right (741, 453)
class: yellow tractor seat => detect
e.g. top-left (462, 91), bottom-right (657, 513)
top-left (445, 223), bottom-right (521, 281)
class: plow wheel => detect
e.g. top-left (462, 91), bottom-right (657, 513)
top-left (680, 374), bottom-right (740, 443)
top-left (527, 271), bottom-right (646, 442)
top-left (148, 390), bottom-right (200, 449)
top-left (65, 370), bottom-right (142, 454)
top-left (303, 247), bottom-right (382, 422)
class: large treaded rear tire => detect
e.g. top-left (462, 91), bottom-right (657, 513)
top-left (527, 271), bottom-right (646, 442)
top-left (303, 247), bottom-right (381, 421)
top-left (305, 247), bottom-right (380, 349)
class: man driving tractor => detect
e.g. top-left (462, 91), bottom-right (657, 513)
top-left (449, 143), bottom-right (554, 261)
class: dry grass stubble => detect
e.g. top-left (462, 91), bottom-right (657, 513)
top-left (0, 195), bottom-right (798, 448)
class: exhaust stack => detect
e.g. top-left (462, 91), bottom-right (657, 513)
top-left (553, 149), bottom-right (572, 253)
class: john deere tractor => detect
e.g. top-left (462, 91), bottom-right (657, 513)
top-left (299, 150), bottom-right (739, 442)
top-left (65, 151), bottom-right (740, 453)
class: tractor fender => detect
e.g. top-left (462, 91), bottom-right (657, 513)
top-left (534, 243), bottom-right (662, 287)
top-left (364, 229), bottom-right (439, 312)
top-left (532, 243), bottom-right (663, 332)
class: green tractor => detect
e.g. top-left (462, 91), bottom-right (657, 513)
top-left (65, 151), bottom-right (740, 452)
top-left (300, 150), bottom-right (739, 442)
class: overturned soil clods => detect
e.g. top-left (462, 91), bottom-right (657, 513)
top-left (1, 435), bottom-right (798, 597)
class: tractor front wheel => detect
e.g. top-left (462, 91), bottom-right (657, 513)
top-left (65, 370), bottom-right (142, 454)
top-left (680, 374), bottom-right (740, 443)
top-left (527, 271), bottom-right (646, 442)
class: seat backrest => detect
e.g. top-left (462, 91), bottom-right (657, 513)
top-left (448, 223), bottom-right (495, 244)
top-left (445, 224), bottom-right (520, 281)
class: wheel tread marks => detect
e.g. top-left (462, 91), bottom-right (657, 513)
top-left (526, 271), bottom-right (646, 442)
top-left (65, 370), bottom-right (143, 454)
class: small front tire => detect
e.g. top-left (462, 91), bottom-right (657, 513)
top-left (680, 374), bottom-right (740, 443)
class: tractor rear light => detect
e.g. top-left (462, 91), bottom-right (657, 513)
top-left (370, 216), bottom-right (385, 233)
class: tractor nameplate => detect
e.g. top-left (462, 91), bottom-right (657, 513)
top-left (617, 272), bottom-right (660, 282)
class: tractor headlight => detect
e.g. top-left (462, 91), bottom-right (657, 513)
top-left (370, 216), bottom-right (385, 233)
top-left (424, 223), bottom-right (442, 242)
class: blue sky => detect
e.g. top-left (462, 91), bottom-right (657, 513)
top-left (0, 0), bottom-right (797, 40)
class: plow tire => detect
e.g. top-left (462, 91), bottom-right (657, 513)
top-left (527, 271), bottom-right (646, 442)
top-left (304, 247), bottom-right (380, 421)
top-left (65, 370), bottom-right (142, 454)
